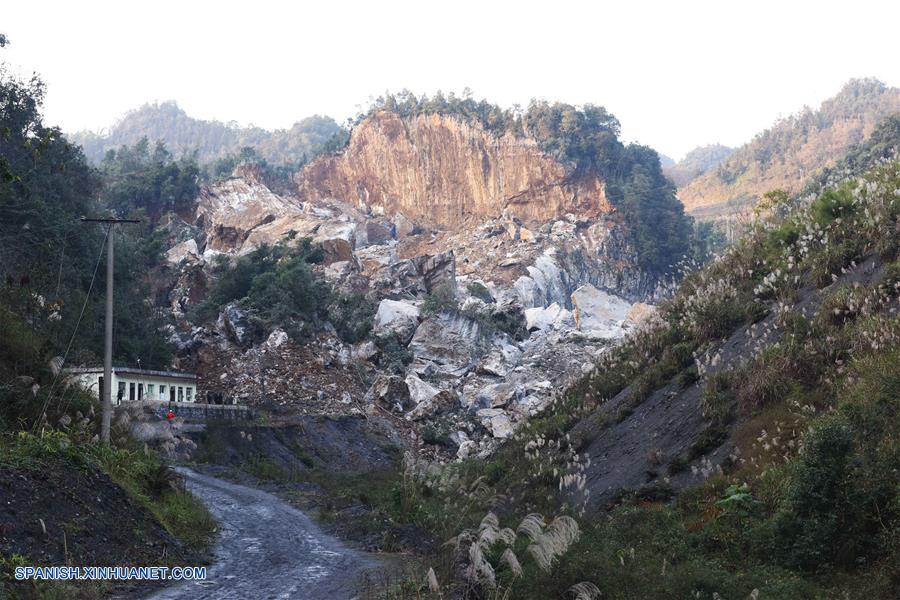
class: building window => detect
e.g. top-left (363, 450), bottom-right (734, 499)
top-left (138, 383), bottom-right (143, 401)
top-left (129, 382), bottom-right (135, 401)
top-left (117, 382), bottom-right (126, 403)
top-left (186, 388), bottom-right (193, 403)
top-left (147, 384), bottom-right (155, 397)
top-left (178, 387), bottom-right (184, 402)
top-left (159, 385), bottom-right (166, 400)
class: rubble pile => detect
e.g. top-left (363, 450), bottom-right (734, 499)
top-left (156, 117), bottom-right (663, 459)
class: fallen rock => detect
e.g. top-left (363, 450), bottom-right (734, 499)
top-left (409, 312), bottom-right (483, 376)
top-left (374, 299), bottom-right (421, 343)
top-left (524, 302), bottom-right (573, 331)
top-left (365, 221), bottom-right (393, 246)
top-left (405, 373), bottom-right (443, 405)
top-left (476, 408), bottom-right (514, 439)
top-left (351, 340), bottom-right (378, 361)
top-left (475, 382), bottom-right (518, 408)
top-left (570, 284), bottom-right (631, 332)
top-left (477, 341), bottom-right (523, 377)
top-left (217, 303), bottom-right (254, 348)
top-left (626, 302), bottom-right (658, 326)
top-left (364, 374), bottom-right (410, 412)
top-left (393, 212), bottom-right (416, 238)
top-left (449, 430), bottom-right (470, 447)
top-left (406, 388), bottom-right (457, 421)
top-left (457, 439), bottom-right (478, 460)
top-left (313, 222), bottom-right (356, 264)
top-left (266, 329), bottom-right (289, 348)
top-left (165, 238), bottom-right (201, 265)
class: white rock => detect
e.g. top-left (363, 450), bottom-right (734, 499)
top-left (524, 302), bottom-right (573, 331)
top-left (374, 299), bottom-right (421, 341)
top-left (475, 408), bottom-right (514, 437)
top-left (457, 439), bottom-right (478, 460)
top-left (351, 340), bottom-right (378, 361)
top-left (405, 373), bottom-right (442, 405)
top-left (165, 239), bottom-right (200, 265)
top-left (266, 329), bottom-right (289, 348)
top-left (571, 284), bottom-right (631, 325)
top-left (478, 341), bottom-right (522, 377)
top-left (449, 430), bottom-right (470, 446)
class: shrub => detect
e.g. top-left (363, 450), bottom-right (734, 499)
top-left (676, 366), bottom-right (700, 388)
top-left (421, 283), bottom-right (458, 315)
top-left (736, 348), bottom-right (793, 414)
top-left (328, 292), bottom-right (375, 343)
top-left (818, 286), bottom-right (866, 326)
top-left (810, 186), bottom-right (856, 225)
top-left (466, 281), bottom-right (493, 303)
top-left (375, 333), bottom-right (413, 373)
top-left (700, 372), bottom-right (734, 425)
top-left (771, 416), bottom-right (864, 570)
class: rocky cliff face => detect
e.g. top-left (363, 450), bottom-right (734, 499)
top-left (295, 112), bottom-right (613, 228)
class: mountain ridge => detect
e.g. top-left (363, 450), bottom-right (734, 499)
top-left (69, 100), bottom-right (344, 166)
top-left (678, 78), bottom-right (900, 220)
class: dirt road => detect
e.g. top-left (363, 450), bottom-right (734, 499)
top-left (145, 467), bottom-right (378, 599)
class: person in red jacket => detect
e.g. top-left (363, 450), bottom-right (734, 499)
top-left (166, 409), bottom-right (175, 422)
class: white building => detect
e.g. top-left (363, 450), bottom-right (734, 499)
top-left (66, 366), bottom-right (199, 405)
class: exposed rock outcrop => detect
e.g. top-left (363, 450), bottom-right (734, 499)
top-left (296, 112), bottom-right (614, 228)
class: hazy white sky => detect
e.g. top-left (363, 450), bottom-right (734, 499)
top-left (3, 0), bottom-right (898, 159)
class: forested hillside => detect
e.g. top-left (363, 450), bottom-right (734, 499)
top-left (0, 45), bottom-right (193, 430)
top-left (1, 37), bottom-right (214, 598)
top-left (71, 101), bottom-right (345, 168)
top-left (664, 143), bottom-right (734, 187)
top-left (680, 78), bottom-right (900, 220)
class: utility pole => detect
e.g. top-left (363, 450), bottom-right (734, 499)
top-left (81, 217), bottom-right (140, 444)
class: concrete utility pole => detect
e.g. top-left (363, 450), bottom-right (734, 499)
top-left (81, 217), bottom-right (140, 444)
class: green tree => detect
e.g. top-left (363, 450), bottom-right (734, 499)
top-left (99, 138), bottom-right (199, 220)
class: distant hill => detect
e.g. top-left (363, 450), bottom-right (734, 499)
top-left (679, 78), bottom-right (900, 220)
top-left (70, 101), bottom-right (344, 166)
top-left (664, 144), bottom-right (733, 187)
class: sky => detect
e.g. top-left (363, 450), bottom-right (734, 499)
top-left (3, 0), bottom-right (898, 160)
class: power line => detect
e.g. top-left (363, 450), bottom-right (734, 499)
top-left (32, 224), bottom-right (111, 434)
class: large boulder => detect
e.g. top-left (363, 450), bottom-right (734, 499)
top-left (405, 373), bottom-right (442, 405)
top-left (374, 300), bottom-right (421, 344)
top-left (474, 382), bottom-right (518, 408)
top-left (313, 222), bottom-right (356, 264)
top-left (363, 374), bottom-right (410, 412)
top-left (570, 284), bottom-right (631, 333)
top-left (477, 340), bottom-right (523, 377)
top-left (524, 302), bottom-right (573, 331)
top-left (217, 303), bottom-right (254, 348)
top-left (409, 312), bottom-right (483, 376)
top-left (165, 238), bottom-right (201, 265)
top-left (364, 221), bottom-right (393, 246)
top-left (405, 374), bottom-right (456, 420)
top-left (392, 212), bottom-right (417, 239)
top-left (475, 408), bottom-right (514, 439)
top-left (374, 251), bottom-right (456, 296)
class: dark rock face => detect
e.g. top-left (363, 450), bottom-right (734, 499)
top-left (372, 250), bottom-right (456, 296)
top-left (217, 304), bottom-right (254, 348)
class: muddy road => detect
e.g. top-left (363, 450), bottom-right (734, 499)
top-left (145, 467), bottom-right (379, 599)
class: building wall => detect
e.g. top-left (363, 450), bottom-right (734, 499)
top-left (72, 372), bottom-right (198, 405)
